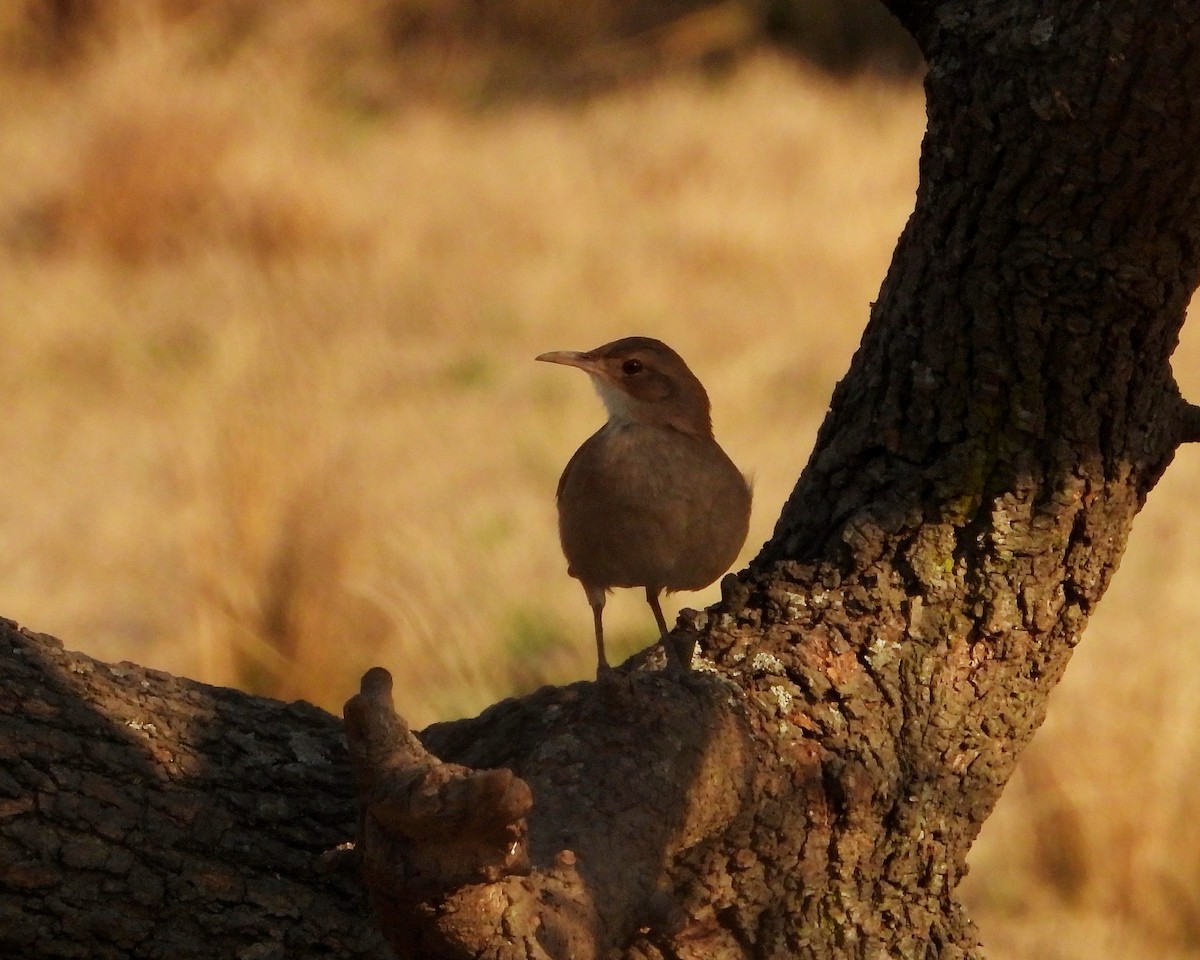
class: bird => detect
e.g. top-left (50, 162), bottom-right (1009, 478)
top-left (536, 336), bottom-right (751, 679)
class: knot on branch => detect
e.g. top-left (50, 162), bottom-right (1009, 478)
top-left (344, 667), bottom-right (533, 888)
top-left (344, 669), bottom-right (606, 960)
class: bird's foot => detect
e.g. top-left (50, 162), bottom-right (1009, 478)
top-left (594, 663), bottom-right (644, 708)
top-left (660, 634), bottom-right (695, 676)
top-left (660, 636), bottom-right (714, 692)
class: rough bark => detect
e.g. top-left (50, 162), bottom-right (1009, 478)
top-left (0, 622), bottom-right (390, 960)
top-left (5, 2), bottom-right (1200, 959)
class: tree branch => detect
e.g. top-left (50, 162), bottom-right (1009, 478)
top-left (0, 620), bottom-right (390, 959)
top-left (1177, 400), bottom-right (1200, 444)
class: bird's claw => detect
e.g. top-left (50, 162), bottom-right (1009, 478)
top-left (660, 633), bottom-right (695, 676)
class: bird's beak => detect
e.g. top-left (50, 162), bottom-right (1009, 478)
top-left (537, 348), bottom-right (634, 424)
top-left (535, 350), bottom-right (596, 372)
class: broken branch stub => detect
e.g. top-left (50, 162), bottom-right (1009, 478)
top-left (343, 668), bottom-right (599, 960)
top-left (343, 667), bottom-right (533, 887)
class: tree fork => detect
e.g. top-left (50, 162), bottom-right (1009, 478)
top-left (4, 2), bottom-right (1200, 959)
top-left (349, 1), bottom-right (1200, 955)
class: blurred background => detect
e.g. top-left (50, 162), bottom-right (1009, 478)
top-left (1, 1), bottom-right (1198, 957)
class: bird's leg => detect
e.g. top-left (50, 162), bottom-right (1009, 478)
top-left (646, 587), bottom-right (670, 636)
top-left (584, 584), bottom-right (611, 679)
top-left (646, 587), bottom-right (688, 674)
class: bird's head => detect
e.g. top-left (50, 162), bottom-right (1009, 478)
top-left (536, 336), bottom-right (713, 437)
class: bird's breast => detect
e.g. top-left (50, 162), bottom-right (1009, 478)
top-left (555, 421), bottom-right (750, 592)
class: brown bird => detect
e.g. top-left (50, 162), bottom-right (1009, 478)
top-left (536, 336), bottom-right (751, 679)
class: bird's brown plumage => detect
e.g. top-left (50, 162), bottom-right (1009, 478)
top-left (536, 337), bottom-right (751, 678)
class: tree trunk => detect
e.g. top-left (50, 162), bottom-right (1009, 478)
top-left (6, 1), bottom-right (1200, 958)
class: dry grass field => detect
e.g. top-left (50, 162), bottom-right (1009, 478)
top-left (2, 4), bottom-right (1200, 957)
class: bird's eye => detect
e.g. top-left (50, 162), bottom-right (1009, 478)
top-left (621, 358), bottom-right (644, 376)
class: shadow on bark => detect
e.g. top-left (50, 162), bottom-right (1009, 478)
top-left (0, 619), bottom-right (390, 959)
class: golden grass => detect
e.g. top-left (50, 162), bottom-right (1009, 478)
top-left (2, 8), bottom-right (1200, 957)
